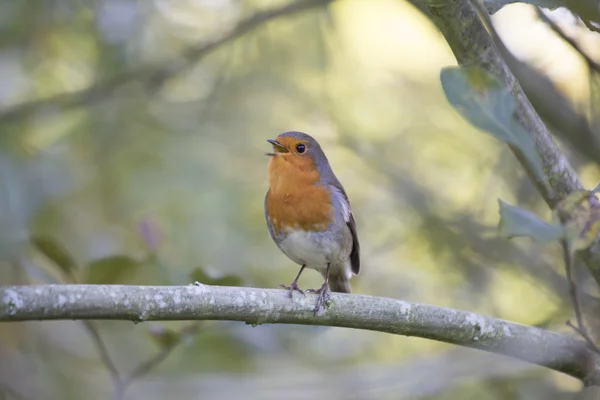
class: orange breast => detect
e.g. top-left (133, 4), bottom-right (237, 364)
top-left (266, 155), bottom-right (332, 235)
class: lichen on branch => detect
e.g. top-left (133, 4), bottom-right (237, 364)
top-left (2, 283), bottom-right (600, 385)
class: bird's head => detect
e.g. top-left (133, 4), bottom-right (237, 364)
top-left (266, 131), bottom-right (330, 188)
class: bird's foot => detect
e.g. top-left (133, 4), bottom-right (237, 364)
top-left (307, 282), bottom-right (330, 315)
top-left (278, 281), bottom-right (305, 298)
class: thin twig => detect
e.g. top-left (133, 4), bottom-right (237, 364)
top-left (117, 322), bottom-right (203, 398)
top-left (22, 261), bottom-right (126, 395)
top-left (0, 0), bottom-right (336, 124)
top-left (27, 244), bottom-right (201, 398)
top-left (123, 346), bottom-right (176, 386)
top-left (562, 240), bottom-right (586, 329)
top-left (536, 8), bottom-right (600, 75)
top-left (561, 239), bottom-right (600, 353)
top-left (82, 321), bottom-right (122, 387)
top-left (87, 321), bottom-right (202, 400)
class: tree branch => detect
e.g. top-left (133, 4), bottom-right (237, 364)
top-left (0, 0), bottom-right (336, 124)
top-left (2, 284), bottom-right (600, 385)
top-left (0, 0), bottom-right (519, 126)
top-left (423, 0), bottom-right (600, 286)
top-left (426, 0), bottom-right (581, 204)
top-left (535, 8), bottom-right (600, 75)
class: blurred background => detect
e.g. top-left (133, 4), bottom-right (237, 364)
top-left (1, 0), bottom-right (600, 399)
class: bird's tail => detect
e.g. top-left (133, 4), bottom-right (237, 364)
top-left (327, 273), bottom-right (352, 294)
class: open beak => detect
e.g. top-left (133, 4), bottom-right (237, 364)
top-left (266, 139), bottom-right (289, 156)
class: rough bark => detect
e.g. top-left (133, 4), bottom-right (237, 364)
top-left (2, 284), bottom-right (600, 385)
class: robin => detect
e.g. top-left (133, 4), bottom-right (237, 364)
top-left (264, 131), bottom-right (360, 313)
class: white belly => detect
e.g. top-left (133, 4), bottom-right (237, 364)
top-left (278, 229), bottom-right (349, 272)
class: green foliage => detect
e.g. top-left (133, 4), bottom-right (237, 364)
top-left (147, 324), bottom-right (181, 349)
top-left (498, 190), bottom-right (600, 253)
top-left (441, 66), bottom-right (548, 188)
top-left (498, 199), bottom-right (564, 243)
top-left (84, 255), bottom-right (141, 284)
top-left (189, 267), bottom-right (243, 287)
top-left (31, 235), bottom-right (78, 281)
top-left (3, 0), bottom-right (598, 398)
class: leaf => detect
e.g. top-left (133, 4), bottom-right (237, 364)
top-left (31, 235), bottom-right (77, 280)
top-left (554, 190), bottom-right (600, 252)
top-left (147, 324), bottom-right (181, 349)
top-left (84, 255), bottom-right (140, 284)
top-left (189, 267), bottom-right (243, 287)
top-left (441, 67), bottom-right (548, 188)
top-left (498, 199), bottom-right (564, 243)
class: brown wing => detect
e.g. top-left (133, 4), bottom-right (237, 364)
top-left (328, 176), bottom-right (360, 275)
top-left (347, 212), bottom-right (360, 275)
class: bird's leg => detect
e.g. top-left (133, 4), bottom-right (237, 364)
top-left (307, 263), bottom-right (331, 314)
top-left (278, 264), bottom-right (306, 298)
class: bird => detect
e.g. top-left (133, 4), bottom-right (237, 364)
top-left (264, 131), bottom-right (360, 313)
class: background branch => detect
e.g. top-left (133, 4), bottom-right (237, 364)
top-left (561, 239), bottom-right (600, 353)
top-left (0, 0), bottom-right (336, 124)
top-left (0, 0), bottom-right (531, 126)
top-left (82, 321), bottom-right (122, 389)
top-left (124, 323), bottom-right (201, 390)
top-left (426, 0), bottom-right (581, 205)
top-left (2, 284), bottom-right (600, 385)
top-left (106, 349), bottom-right (537, 398)
top-left (424, 0), bottom-right (600, 285)
top-left (114, 322), bottom-right (202, 400)
top-left (535, 8), bottom-right (600, 75)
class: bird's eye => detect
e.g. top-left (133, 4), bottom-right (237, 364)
top-left (296, 144), bottom-right (306, 153)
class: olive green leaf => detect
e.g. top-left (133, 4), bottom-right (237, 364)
top-left (84, 255), bottom-right (140, 284)
top-left (441, 66), bottom-right (548, 188)
top-left (31, 235), bottom-right (78, 281)
top-left (189, 267), bottom-right (243, 287)
top-left (498, 199), bottom-right (564, 243)
top-left (147, 324), bottom-right (181, 349)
